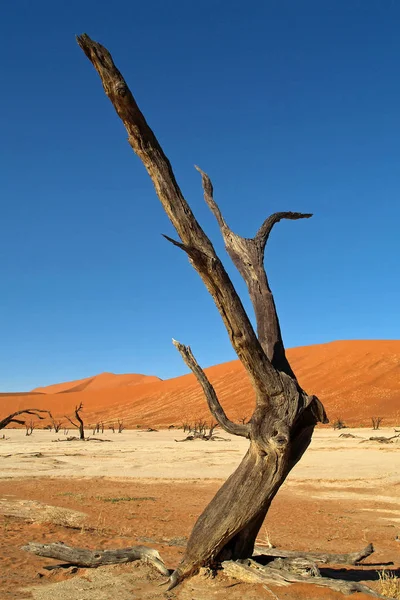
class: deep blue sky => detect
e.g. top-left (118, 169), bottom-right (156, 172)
top-left (1, 1), bottom-right (399, 391)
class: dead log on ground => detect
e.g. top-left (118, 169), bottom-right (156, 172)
top-left (222, 557), bottom-right (387, 598)
top-left (22, 542), bottom-right (169, 575)
top-left (360, 434), bottom-right (400, 444)
top-left (253, 543), bottom-right (374, 564)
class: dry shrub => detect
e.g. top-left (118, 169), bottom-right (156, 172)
top-left (40, 506), bottom-right (86, 528)
top-left (379, 569), bottom-right (400, 599)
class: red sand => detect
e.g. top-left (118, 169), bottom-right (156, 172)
top-left (1, 340), bottom-right (399, 428)
top-left (1, 478), bottom-right (397, 600)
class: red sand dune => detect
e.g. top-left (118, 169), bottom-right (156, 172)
top-left (32, 372), bottom-right (161, 395)
top-left (1, 340), bottom-right (399, 428)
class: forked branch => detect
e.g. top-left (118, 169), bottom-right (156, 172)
top-left (172, 339), bottom-right (250, 438)
top-left (196, 167), bottom-right (312, 375)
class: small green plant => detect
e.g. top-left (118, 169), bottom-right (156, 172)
top-left (379, 569), bottom-right (400, 599)
top-left (98, 496), bottom-right (156, 503)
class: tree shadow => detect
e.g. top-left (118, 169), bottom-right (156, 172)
top-left (318, 566), bottom-right (399, 583)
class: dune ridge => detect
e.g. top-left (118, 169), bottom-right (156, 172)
top-left (0, 340), bottom-right (399, 427)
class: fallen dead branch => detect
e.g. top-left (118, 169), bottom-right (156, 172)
top-left (22, 542), bottom-right (169, 576)
top-left (253, 543), bottom-right (374, 564)
top-left (360, 434), bottom-right (400, 444)
top-left (222, 553), bottom-right (386, 598)
top-left (52, 437), bottom-right (112, 442)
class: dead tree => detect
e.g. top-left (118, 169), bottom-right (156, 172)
top-left (117, 419), bottom-right (124, 433)
top-left (177, 421), bottom-right (221, 442)
top-left (51, 418), bottom-right (63, 433)
top-left (65, 403), bottom-right (85, 440)
top-left (25, 420), bottom-right (36, 436)
top-left (371, 416), bottom-right (383, 430)
top-left (78, 35), bottom-right (347, 592)
top-left (0, 409), bottom-right (51, 431)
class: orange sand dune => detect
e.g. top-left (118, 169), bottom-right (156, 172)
top-left (32, 372), bottom-right (161, 395)
top-left (1, 340), bottom-right (399, 428)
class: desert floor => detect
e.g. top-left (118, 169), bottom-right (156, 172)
top-left (0, 428), bottom-right (399, 599)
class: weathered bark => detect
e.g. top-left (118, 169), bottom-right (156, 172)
top-left (77, 33), bottom-right (329, 591)
top-left (221, 557), bottom-right (386, 598)
top-left (253, 543), bottom-right (374, 565)
top-left (22, 542), bottom-right (169, 575)
top-left (65, 402), bottom-right (85, 440)
top-left (0, 409), bottom-right (51, 430)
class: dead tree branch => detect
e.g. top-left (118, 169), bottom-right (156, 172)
top-left (221, 557), bottom-right (386, 598)
top-left (22, 542), bottom-right (169, 575)
top-left (173, 339), bottom-right (249, 438)
top-left (0, 409), bottom-right (51, 431)
top-left (253, 542), bottom-right (374, 565)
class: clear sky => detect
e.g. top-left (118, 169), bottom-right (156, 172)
top-left (1, 1), bottom-right (399, 391)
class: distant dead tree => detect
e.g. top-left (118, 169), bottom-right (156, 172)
top-left (25, 420), bottom-right (36, 436)
top-left (63, 428), bottom-right (69, 436)
top-left (51, 418), bottom-right (63, 433)
top-left (0, 409), bottom-right (51, 431)
top-left (117, 419), bottom-right (124, 434)
top-left (109, 423), bottom-right (115, 433)
top-left (177, 421), bottom-right (221, 442)
top-left (100, 422), bottom-right (104, 433)
top-left (65, 403), bottom-right (85, 440)
top-left (74, 34), bottom-right (386, 597)
top-left (371, 417), bottom-right (383, 430)
top-left (333, 417), bottom-right (347, 430)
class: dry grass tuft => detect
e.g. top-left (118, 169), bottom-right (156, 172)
top-left (40, 506), bottom-right (86, 528)
top-left (379, 569), bottom-right (400, 599)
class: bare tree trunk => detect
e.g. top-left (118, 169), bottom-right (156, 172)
top-left (65, 403), bottom-right (85, 440)
top-left (77, 34), bottom-right (328, 590)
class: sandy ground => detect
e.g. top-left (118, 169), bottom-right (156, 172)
top-left (1, 427), bottom-right (399, 484)
top-left (0, 428), bottom-right (399, 599)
